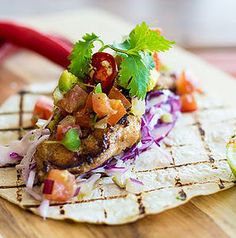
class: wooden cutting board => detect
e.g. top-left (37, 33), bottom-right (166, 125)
top-left (0, 8), bottom-right (236, 238)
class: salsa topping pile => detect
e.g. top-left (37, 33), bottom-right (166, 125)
top-left (27, 22), bottom-right (205, 208)
top-left (33, 22), bottom-right (174, 154)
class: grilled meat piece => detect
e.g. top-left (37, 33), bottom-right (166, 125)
top-left (35, 115), bottom-right (141, 181)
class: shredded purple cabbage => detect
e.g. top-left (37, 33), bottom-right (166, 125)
top-left (122, 89), bottom-right (180, 161)
top-left (9, 152), bottom-right (23, 160)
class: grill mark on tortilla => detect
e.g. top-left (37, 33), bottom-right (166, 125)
top-left (190, 116), bottom-right (236, 128)
top-left (16, 169), bottom-right (23, 202)
top-left (104, 209), bottom-right (108, 219)
top-left (136, 194), bottom-right (146, 215)
top-left (218, 179), bottom-right (225, 189)
top-left (136, 158), bottom-right (227, 173)
top-left (168, 147), bottom-right (175, 166)
top-left (144, 180), bottom-right (233, 194)
top-left (0, 110), bottom-right (32, 116)
top-left (18, 91), bottom-right (25, 140)
top-left (193, 113), bottom-right (215, 163)
top-left (59, 205), bottom-right (65, 215)
top-left (18, 90), bottom-right (51, 96)
top-left (98, 183), bottom-right (108, 220)
top-left (0, 159), bottom-right (227, 186)
top-left (0, 184), bottom-right (26, 189)
top-left (175, 177), bottom-right (182, 187)
top-left (0, 126), bottom-right (34, 132)
top-left (24, 194), bottom-right (128, 208)
top-left (198, 105), bottom-right (225, 111)
top-left (0, 164), bottom-right (17, 168)
top-left (23, 180), bottom-right (234, 208)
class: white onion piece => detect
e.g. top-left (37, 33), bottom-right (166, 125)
top-left (38, 199), bottom-right (50, 219)
top-left (112, 168), bottom-right (134, 189)
top-left (125, 178), bottom-right (144, 194)
top-left (26, 170), bottom-right (36, 189)
top-left (16, 130), bottom-right (50, 183)
top-left (76, 174), bottom-right (101, 199)
top-left (0, 129), bottom-right (50, 166)
top-left (36, 119), bottom-right (48, 128)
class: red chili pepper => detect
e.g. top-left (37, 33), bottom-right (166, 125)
top-left (91, 52), bottom-right (117, 92)
top-left (0, 21), bottom-right (72, 68)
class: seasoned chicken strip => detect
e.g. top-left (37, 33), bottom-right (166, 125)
top-left (35, 115), bottom-right (141, 180)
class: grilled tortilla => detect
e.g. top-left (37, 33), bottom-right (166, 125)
top-left (0, 81), bottom-right (235, 224)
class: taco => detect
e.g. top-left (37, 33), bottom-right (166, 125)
top-left (0, 22), bottom-right (235, 224)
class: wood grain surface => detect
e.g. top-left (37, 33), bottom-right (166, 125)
top-left (0, 8), bottom-right (236, 238)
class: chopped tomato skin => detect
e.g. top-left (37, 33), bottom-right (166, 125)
top-left (43, 169), bottom-right (76, 202)
top-left (176, 70), bottom-right (197, 95)
top-left (107, 99), bottom-right (127, 126)
top-left (92, 93), bottom-right (115, 118)
top-left (32, 96), bottom-right (53, 125)
top-left (180, 94), bottom-right (198, 112)
top-left (108, 87), bottom-right (131, 109)
top-left (91, 92), bottom-right (127, 125)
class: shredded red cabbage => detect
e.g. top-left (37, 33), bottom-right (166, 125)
top-left (122, 89), bottom-right (180, 161)
top-left (129, 178), bottom-right (144, 185)
top-left (9, 152), bottom-right (23, 160)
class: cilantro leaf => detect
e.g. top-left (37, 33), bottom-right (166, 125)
top-left (118, 52), bottom-right (155, 99)
top-left (114, 22), bottom-right (174, 54)
top-left (128, 22), bottom-right (174, 54)
top-left (111, 22), bottom-right (174, 98)
top-left (69, 33), bottom-right (99, 78)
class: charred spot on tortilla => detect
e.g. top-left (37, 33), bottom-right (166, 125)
top-left (177, 189), bottom-right (187, 201)
top-left (218, 179), bottom-right (225, 189)
top-left (175, 177), bottom-right (182, 187)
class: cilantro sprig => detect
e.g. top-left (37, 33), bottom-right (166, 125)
top-left (119, 52), bottom-right (155, 99)
top-left (69, 33), bottom-right (101, 79)
top-left (68, 22), bottom-right (174, 99)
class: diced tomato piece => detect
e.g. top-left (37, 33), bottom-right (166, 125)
top-left (107, 99), bottom-right (127, 126)
top-left (108, 87), bottom-right (131, 109)
top-left (180, 94), bottom-right (198, 112)
top-left (176, 70), bottom-right (200, 95)
top-left (43, 169), bottom-right (76, 202)
top-left (32, 96), bottom-right (53, 125)
top-left (152, 52), bottom-right (160, 71)
top-left (92, 93), bottom-right (115, 118)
